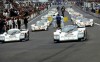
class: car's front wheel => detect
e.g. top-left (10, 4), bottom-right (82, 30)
top-left (21, 32), bottom-right (29, 42)
top-left (25, 32), bottom-right (29, 41)
top-left (80, 30), bottom-right (87, 41)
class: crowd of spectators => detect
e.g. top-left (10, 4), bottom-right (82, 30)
top-left (0, 1), bottom-right (51, 33)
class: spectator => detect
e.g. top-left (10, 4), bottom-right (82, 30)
top-left (8, 18), bottom-right (13, 29)
top-left (3, 10), bottom-right (9, 18)
top-left (24, 17), bottom-right (28, 29)
top-left (14, 18), bottom-right (18, 28)
top-left (0, 19), bottom-right (6, 33)
top-left (12, 18), bottom-right (15, 28)
top-left (24, 11), bottom-right (29, 17)
top-left (17, 18), bottom-right (21, 29)
top-left (6, 18), bottom-right (9, 31)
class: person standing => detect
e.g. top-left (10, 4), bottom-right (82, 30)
top-left (61, 6), bottom-right (65, 17)
top-left (56, 14), bottom-right (61, 29)
top-left (12, 18), bottom-right (15, 28)
top-left (8, 18), bottom-right (13, 29)
top-left (57, 6), bottom-right (60, 11)
top-left (24, 17), bottom-right (28, 29)
top-left (14, 18), bottom-right (18, 28)
top-left (61, 15), bottom-right (64, 28)
top-left (6, 18), bottom-right (9, 31)
top-left (52, 15), bottom-right (56, 28)
top-left (17, 18), bottom-right (21, 29)
top-left (0, 19), bottom-right (6, 33)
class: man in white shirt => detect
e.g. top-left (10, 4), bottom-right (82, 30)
top-left (61, 16), bottom-right (64, 28)
top-left (52, 15), bottom-right (56, 28)
top-left (14, 18), bottom-right (17, 28)
top-left (8, 18), bottom-right (13, 29)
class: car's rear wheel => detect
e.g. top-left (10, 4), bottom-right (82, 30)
top-left (54, 39), bottom-right (59, 43)
top-left (1, 41), bottom-right (5, 43)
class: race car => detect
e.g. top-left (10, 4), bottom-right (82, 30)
top-left (53, 25), bottom-right (87, 43)
top-left (0, 29), bottom-right (29, 43)
top-left (75, 17), bottom-right (94, 27)
top-left (31, 21), bottom-right (48, 31)
top-left (71, 15), bottom-right (83, 24)
top-left (66, 8), bottom-right (93, 27)
top-left (40, 19), bottom-right (51, 26)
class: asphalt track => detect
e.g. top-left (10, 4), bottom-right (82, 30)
top-left (0, 4), bottom-right (100, 62)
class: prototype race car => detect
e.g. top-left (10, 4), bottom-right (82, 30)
top-left (31, 21), bottom-right (48, 31)
top-left (53, 25), bottom-right (87, 43)
top-left (75, 17), bottom-right (94, 27)
top-left (0, 29), bottom-right (29, 43)
top-left (66, 8), bottom-right (93, 27)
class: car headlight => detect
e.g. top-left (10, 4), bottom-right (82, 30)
top-left (20, 33), bottom-right (25, 36)
top-left (32, 27), bottom-right (35, 30)
top-left (79, 30), bottom-right (84, 33)
top-left (80, 22), bottom-right (85, 25)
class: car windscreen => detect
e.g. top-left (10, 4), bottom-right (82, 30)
top-left (7, 29), bottom-right (20, 35)
top-left (81, 18), bottom-right (89, 22)
top-left (77, 17), bottom-right (89, 22)
top-left (62, 26), bottom-right (77, 32)
top-left (36, 22), bottom-right (44, 26)
top-left (41, 20), bottom-right (47, 22)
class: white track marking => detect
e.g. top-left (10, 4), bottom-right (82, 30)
top-left (94, 23), bottom-right (100, 26)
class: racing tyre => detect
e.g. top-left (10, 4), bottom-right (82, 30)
top-left (81, 30), bottom-right (87, 41)
top-left (25, 32), bottom-right (29, 41)
top-left (22, 33), bottom-right (29, 42)
top-left (54, 40), bottom-right (59, 43)
top-left (1, 41), bottom-right (5, 43)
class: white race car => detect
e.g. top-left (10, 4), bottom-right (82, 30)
top-left (31, 21), bottom-right (48, 31)
top-left (53, 25), bottom-right (87, 43)
top-left (0, 29), bottom-right (29, 43)
top-left (75, 17), bottom-right (94, 27)
top-left (40, 19), bottom-right (51, 26)
top-left (66, 8), bottom-right (93, 27)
